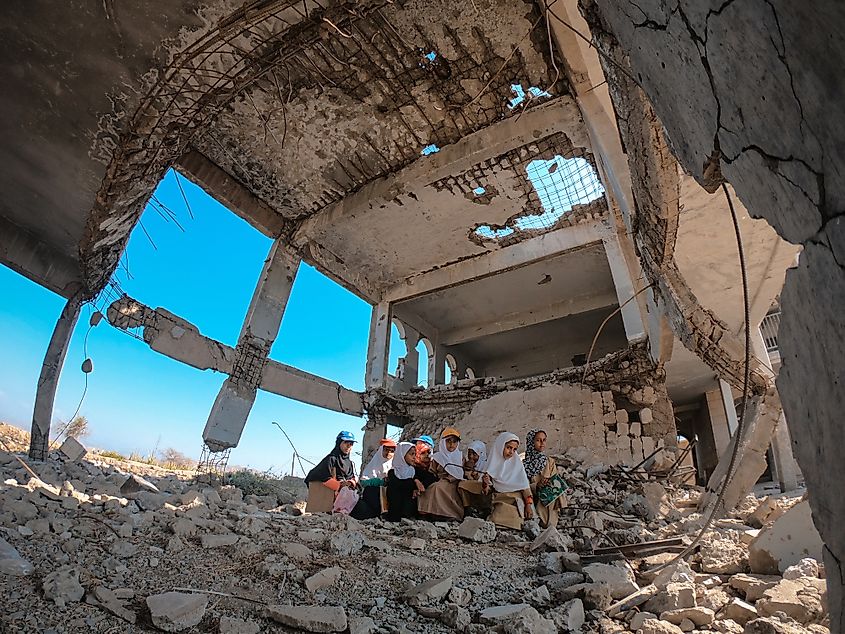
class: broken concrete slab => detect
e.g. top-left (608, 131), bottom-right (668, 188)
top-left (146, 591), bottom-right (208, 632)
top-left (266, 605), bottom-right (347, 632)
top-left (457, 517), bottom-right (496, 543)
top-left (748, 500), bottom-right (823, 574)
top-left (329, 530), bottom-right (364, 556)
top-left (729, 573), bottom-right (781, 602)
top-left (218, 616), bottom-right (260, 634)
top-left (659, 606), bottom-right (716, 627)
top-left (120, 473), bottom-right (160, 495)
top-left (643, 582), bottom-right (696, 614)
top-left (90, 585), bottom-right (137, 624)
top-left (582, 562), bottom-right (638, 599)
top-left (547, 598), bottom-right (585, 631)
top-left (305, 566), bottom-right (343, 594)
top-left (42, 566), bottom-right (85, 607)
top-left (59, 436), bottom-right (86, 462)
top-left (756, 577), bottom-right (827, 624)
top-left (405, 576), bottom-right (452, 606)
top-left (721, 598), bottom-right (758, 625)
top-left (199, 533), bottom-right (239, 548)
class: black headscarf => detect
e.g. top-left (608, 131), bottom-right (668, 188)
top-left (305, 438), bottom-right (355, 483)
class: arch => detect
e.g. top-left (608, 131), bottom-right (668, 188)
top-left (445, 354), bottom-right (457, 385)
top-left (388, 320), bottom-right (407, 379)
top-left (464, 367), bottom-right (476, 380)
top-left (417, 338), bottom-right (434, 387)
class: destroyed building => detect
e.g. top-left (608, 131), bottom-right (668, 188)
top-left (0, 0), bottom-right (843, 632)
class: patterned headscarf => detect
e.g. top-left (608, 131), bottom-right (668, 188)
top-left (523, 429), bottom-right (548, 480)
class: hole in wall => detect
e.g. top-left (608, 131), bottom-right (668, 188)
top-left (421, 144), bottom-right (440, 156)
top-left (508, 83), bottom-right (552, 109)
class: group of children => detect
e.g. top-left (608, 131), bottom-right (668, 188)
top-left (304, 427), bottom-right (568, 531)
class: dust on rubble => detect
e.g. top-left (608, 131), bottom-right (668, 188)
top-left (0, 434), bottom-right (829, 634)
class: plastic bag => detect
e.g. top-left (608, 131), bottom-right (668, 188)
top-left (332, 486), bottom-right (360, 515)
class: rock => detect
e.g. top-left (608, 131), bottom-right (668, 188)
top-left (449, 586), bottom-right (472, 606)
top-left (529, 525), bottom-right (572, 552)
top-left (200, 533), bottom-right (239, 548)
top-left (405, 576), bottom-right (452, 606)
top-left (266, 605), bottom-right (347, 632)
top-left (59, 436), bottom-right (86, 462)
top-left (679, 618), bottom-right (695, 632)
top-left (538, 572), bottom-right (585, 592)
top-left (652, 560), bottom-right (695, 590)
top-left (630, 612), bottom-right (658, 630)
top-left (712, 619), bottom-right (744, 634)
top-left (278, 542), bottom-right (312, 560)
top-left (42, 566), bottom-right (84, 606)
top-left (120, 474), bottom-right (160, 495)
top-left (0, 536), bottom-right (33, 576)
top-left (547, 598), bottom-right (585, 631)
top-left (721, 598), bottom-right (758, 625)
top-left (218, 616), bottom-right (259, 634)
top-left (349, 615), bottom-right (376, 634)
top-left (134, 491), bottom-right (166, 511)
top-left (479, 604), bottom-right (533, 624)
top-left (743, 615), bottom-right (814, 634)
top-left (638, 619), bottom-right (684, 634)
top-left (643, 582), bottom-right (696, 614)
top-left (782, 557), bottom-right (820, 580)
top-left (305, 566), bottom-right (343, 593)
top-left (146, 591), bottom-right (208, 632)
top-left (659, 607), bottom-right (716, 627)
top-left (700, 587), bottom-right (732, 612)
top-left (109, 540), bottom-right (138, 558)
top-left (700, 532), bottom-right (749, 574)
top-left (457, 517), bottom-right (496, 543)
top-left (583, 562), bottom-right (638, 599)
top-left (522, 584), bottom-right (550, 607)
top-left (171, 518), bottom-right (197, 536)
top-left (329, 530), bottom-right (365, 556)
top-left (729, 573), bottom-right (780, 602)
top-left (404, 537), bottom-right (426, 550)
top-left (606, 585), bottom-right (658, 615)
top-left (91, 586), bottom-right (136, 624)
top-left (440, 603), bottom-right (471, 631)
top-left (561, 582), bottom-right (613, 610)
top-left (537, 551), bottom-right (581, 575)
top-left (747, 497), bottom-right (779, 529)
top-left (415, 524), bottom-right (438, 540)
top-left (756, 578), bottom-right (827, 624)
top-left (480, 604), bottom-right (555, 634)
top-left (748, 501), bottom-right (823, 574)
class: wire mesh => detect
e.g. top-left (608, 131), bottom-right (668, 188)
top-left (196, 443), bottom-right (232, 480)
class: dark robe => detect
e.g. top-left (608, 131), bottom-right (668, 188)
top-left (305, 440), bottom-right (355, 484)
top-left (384, 467), bottom-right (437, 522)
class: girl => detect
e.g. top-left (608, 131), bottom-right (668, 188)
top-left (304, 431), bottom-right (357, 513)
top-left (384, 442), bottom-right (436, 521)
top-left (481, 432), bottom-right (533, 530)
top-left (524, 429), bottom-right (567, 528)
top-left (418, 427), bottom-right (465, 521)
top-left (351, 439), bottom-right (397, 520)
top-left (457, 440), bottom-right (491, 517)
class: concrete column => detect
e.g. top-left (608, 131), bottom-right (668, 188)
top-left (603, 232), bottom-right (647, 342)
top-left (402, 327), bottom-right (421, 390)
top-left (705, 386), bottom-right (732, 457)
top-left (203, 240), bottom-right (300, 451)
top-left (718, 379), bottom-right (739, 437)
top-left (430, 340), bottom-right (447, 386)
top-left (752, 326), bottom-right (800, 492)
top-left (365, 301), bottom-right (392, 390)
top-left (29, 291), bottom-right (84, 461)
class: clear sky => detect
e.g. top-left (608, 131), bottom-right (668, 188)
top-left (0, 170), bottom-right (407, 473)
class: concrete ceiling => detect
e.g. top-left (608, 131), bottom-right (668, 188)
top-left (394, 242), bottom-right (617, 343)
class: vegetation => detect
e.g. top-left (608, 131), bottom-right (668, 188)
top-left (99, 449), bottom-right (127, 461)
top-left (227, 468), bottom-right (287, 498)
top-left (64, 415), bottom-right (90, 440)
top-left (159, 447), bottom-right (194, 470)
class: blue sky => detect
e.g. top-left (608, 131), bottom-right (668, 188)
top-left (0, 170), bottom-right (407, 473)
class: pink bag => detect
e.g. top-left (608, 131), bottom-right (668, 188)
top-left (332, 486), bottom-right (360, 514)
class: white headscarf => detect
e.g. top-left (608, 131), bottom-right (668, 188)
top-left (392, 442), bottom-right (416, 480)
top-left (362, 445), bottom-right (394, 479)
top-left (467, 440), bottom-right (488, 472)
top-left (432, 437), bottom-right (464, 480)
top-left (485, 432), bottom-right (531, 493)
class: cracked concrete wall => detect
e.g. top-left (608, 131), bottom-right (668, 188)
top-left (588, 0), bottom-right (845, 626)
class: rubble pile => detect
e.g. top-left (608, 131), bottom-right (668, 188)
top-left (0, 438), bottom-right (829, 634)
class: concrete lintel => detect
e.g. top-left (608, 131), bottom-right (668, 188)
top-left (0, 215), bottom-right (82, 299)
top-left (384, 221), bottom-right (609, 303)
top-left (261, 360), bottom-right (363, 416)
top-left (440, 290), bottom-right (618, 345)
top-left (603, 232), bottom-right (647, 341)
top-left (175, 150), bottom-right (287, 238)
top-left (293, 96), bottom-right (587, 249)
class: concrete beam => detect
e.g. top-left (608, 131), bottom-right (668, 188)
top-left (29, 291), bottom-right (84, 460)
top-left (0, 216), bottom-right (82, 299)
top-left (603, 232), bottom-right (647, 342)
top-left (440, 290), bottom-right (618, 345)
top-left (384, 221), bottom-right (608, 303)
top-left (175, 150), bottom-right (287, 238)
top-left (105, 296), bottom-right (364, 418)
top-left (365, 301), bottom-right (392, 390)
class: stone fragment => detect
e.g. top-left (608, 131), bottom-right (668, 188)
top-left (529, 525), bottom-right (572, 552)
top-left (305, 566), bottom-right (343, 593)
top-left (91, 586), bottom-right (136, 624)
top-left (712, 619), bottom-right (744, 634)
top-left (329, 530), bottom-right (365, 556)
top-left (218, 616), bottom-right (259, 634)
top-left (0, 536), bottom-right (33, 576)
top-left (659, 606), bottom-right (716, 627)
top-left (415, 524), bottom-right (438, 540)
top-left (109, 540), bottom-right (138, 558)
top-left (522, 584), bottom-right (550, 607)
top-left (42, 566), bottom-right (85, 606)
top-left (538, 571), bottom-right (585, 592)
top-left (747, 497), bottom-right (779, 529)
top-left (457, 517), bottom-right (496, 543)
top-left (405, 576), bottom-right (452, 606)
top-left (537, 551), bottom-right (581, 575)
top-left (440, 603), bottom-right (471, 631)
top-left (782, 557), bottom-right (820, 580)
top-left (638, 619), bottom-right (684, 634)
top-left (59, 436), bottom-right (86, 462)
top-left (743, 615), bottom-right (813, 634)
top-left (479, 603), bottom-right (533, 624)
top-left (653, 560), bottom-right (695, 590)
top-left (583, 562), bottom-right (638, 599)
top-left (547, 598), bottom-right (584, 631)
top-left (630, 612), bottom-right (658, 630)
top-left (606, 584), bottom-right (658, 615)
top-left (278, 542), bottom-right (312, 560)
top-left (700, 532), bottom-right (748, 574)
top-left (266, 605), bottom-right (347, 632)
top-left (700, 587), bottom-right (732, 612)
top-left (721, 598), bottom-right (758, 625)
top-left (146, 591), bottom-right (208, 632)
top-left (120, 474), bottom-right (160, 495)
top-left (728, 573), bottom-right (780, 602)
top-left (748, 501), bottom-right (823, 574)
top-left (200, 533), bottom-right (239, 548)
top-left (349, 615), bottom-right (376, 634)
top-left (756, 578), bottom-right (826, 624)
top-left (643, 582), bottom-right (696, 614)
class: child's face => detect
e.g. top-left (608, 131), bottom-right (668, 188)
top-left (444, 436), bottom-right (459, 452)
top-left (503, 440), bottom-right (519, 459)
top-left (465, 449), bottom-right (479, 468)
top-left (532, 432), bottom-right (547, 452)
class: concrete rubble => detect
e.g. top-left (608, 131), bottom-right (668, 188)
top-left (0, 437), bottom-right (830, 633)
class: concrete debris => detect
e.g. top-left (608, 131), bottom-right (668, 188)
top-left (349, 615), bottom-right (377, 634)
top-left (405, 576), bottom-right (453, 606)
top-left (457, 517), bottom-right (497, 543)
top-left (583, 562), bottom-right (639, 599)
top-left (748, 501), bottom-right (824, 574)
top-left (218, 616), bottom-right (260, 634)
top-left (266, 605), bottom-right (347, 632)
top-left (756, 578), bottom-right (827, 624)
top-left (199, 533), bottom-right (239, 548)
top-left (659, 606), bottom-right (716, 626)
top-left (89, 585), bottom-right (137, 624)
top-left (729, 573), bottom-right (782, 602)
top-left (699, 531), bottom-right (749, 574)
top-left (42, 566), bottom-right (85, 606)
top-left (722, 598), bottom-right (759, 625)
top-left (305, 566), bottom-right (343, 593)
top-left (547, 597), bottom-right (585, 631)
top-left (329, 530), bottom-right (365, 556)
top-left (146, 591), bottom-right (208, 632)
top-left (120, 473), bottom-right (161, 495)
top-left (643, 582), bottom-right (696, 614)
top-left (440, 603), bottom-right (471, 630)
top-left (59, 436), bottom-right (86, 462)
top-left (0, 536), bottom-right (33, 576)
top-left (639, 618), bottom-right (685, 634)
top-left (783, 558), bottom-right (821, 580)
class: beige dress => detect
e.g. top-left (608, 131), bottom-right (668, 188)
top-left (305, 481), bottom-right (335, 513)
top-left (529, 459), bottom-right (568, 529)
top-left (489, 488), bottom-right (532, 530)
top-left (457, 476), bottom-right (492, 513)
top-left (417, 462), bottom-right (464, 520)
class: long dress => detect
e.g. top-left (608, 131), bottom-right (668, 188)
top-left (457, 469), bottom-right (492, 515)
top-left (529, 459), bottom-right (568, 529)
top-left (417, 462), bottom-right (464, 521)
top-left (304, 442), bottom-right (356, 513)
top-left (489, 488), bottom-right (532, 530)
top-left (384, 467), bottom-right (437, 522)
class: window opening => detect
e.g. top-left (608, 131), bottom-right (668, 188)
top-left (508, 83), bottom-right (552, 109)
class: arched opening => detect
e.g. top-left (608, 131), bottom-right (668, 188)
top-left (465, 367), bottom-right (476, 380)
top-left (417, 338), bottom-right (433, 387)
top-left (445, 354), bottom-right (457, 385)
top-left (388, 319), bottom-right (407, 380)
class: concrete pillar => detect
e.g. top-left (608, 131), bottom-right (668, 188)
top-left (705, 386), bottom-right (732, 457)
top-left (203, 240), bottom-right (300, 451)
top-left (29, 291), bottom-right (84, 461)
top-left (603, 232), bottom-right (647, 342)
top-left (402, 327), bottom-right (421, 390)
top-left (752, 326), bottom-right (800, 492)
top-left (365, 301), bottom-right (392, 390)
top-left (430, 340), bottom-right (447, 386)
top-left (719, 379), bottom-right (739, 437)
